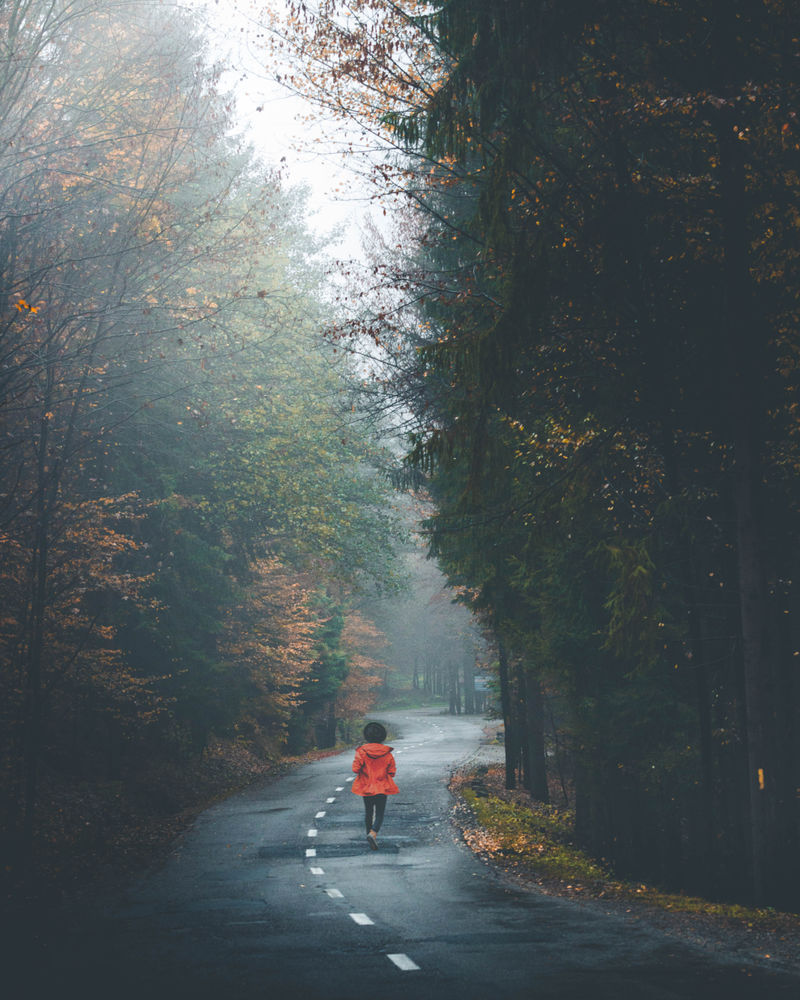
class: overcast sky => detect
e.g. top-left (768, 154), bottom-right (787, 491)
top-left (190, 0), bottom-right (374, 260)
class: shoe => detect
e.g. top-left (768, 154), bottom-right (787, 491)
top-left (367, 832), bottom-right (378, 850)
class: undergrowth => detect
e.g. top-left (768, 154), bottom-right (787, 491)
top-left (452, 766), bottom-right (800, 933)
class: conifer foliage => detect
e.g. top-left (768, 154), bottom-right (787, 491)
top-left (275, 0), bottom-right (800, 908)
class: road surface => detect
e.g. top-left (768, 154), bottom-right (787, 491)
top-left (13, 709), bottom-right (800, 998)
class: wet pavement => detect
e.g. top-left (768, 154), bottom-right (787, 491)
top-left (10, 709), bottom-right (800, 999)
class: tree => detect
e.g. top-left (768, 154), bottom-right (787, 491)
top-left (275, 0), bottom-right (800, 907)
top-left (1, 0), bottom-right (402, 877)
top-left (336, 610), bottom-right (388, 732)
top-left (399, 0), bottom-right (800, 906)
top-left (2, 0), bottom-right (252, 856)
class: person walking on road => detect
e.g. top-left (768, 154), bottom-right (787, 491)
top-left (351, 722), bottom-right (398, 850)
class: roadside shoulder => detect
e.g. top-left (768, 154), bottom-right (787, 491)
top-left (449, 767), bottom-right (800, 978)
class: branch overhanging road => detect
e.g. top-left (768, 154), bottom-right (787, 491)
top-left (16, 709), bottom-right (800, 999)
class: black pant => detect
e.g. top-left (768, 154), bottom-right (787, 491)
top-left (363, 794), bottom-right (387, 833)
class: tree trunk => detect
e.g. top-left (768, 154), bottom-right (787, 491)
top-left (496, 637), bottom-right (518, 790)
top-left (523, 671), bottom-right (549, 803)
top-left (325, 701), bottom-right (337, 748)
top-left (715, 102), bottom-right (775, 904)
top-left (22, 377), bottom-right (55, 864)
top-left (462, 656), bottom-right (475, 714)
top-left (734, 428), bottom-right (774, 904)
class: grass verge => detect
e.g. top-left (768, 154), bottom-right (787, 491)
top-left (451, 765), bottom-right (800, 936)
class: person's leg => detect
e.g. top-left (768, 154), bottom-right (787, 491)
top-left (371, 794), bottom-right (387, 834)
top-left (364, 796), bottom-right (380, 849)
top-left (363, 796), bottom-right (375, 833)
top-left (364, 795), bottom-right (386, 833)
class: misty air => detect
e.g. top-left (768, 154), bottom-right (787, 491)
top-left (2, 2), bottom-right (800, 997)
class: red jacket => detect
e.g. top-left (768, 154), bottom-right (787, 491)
top-left (351, 742), bottom-right (399, 796)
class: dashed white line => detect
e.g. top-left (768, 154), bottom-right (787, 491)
top-left (346, 777), bottom-right (354, 783)
top-left (387, 954), bottom-right (420, 972)
top-left (310, 867), bottom-right (325, 875)
top-left (307, 829), bottom-right (318, 837)
top-left (315, 811), bottom-right (326, 819)
top-left (326, 797), bottom-right (336, 803)
top-left (305, 848), bottom-right (317, 858)
top-left (349, 913), bottom-right (374, 926)
top-left (325, 888), bottom-right (344, 899)
top-left (335, 786), bottom-right (344, 792)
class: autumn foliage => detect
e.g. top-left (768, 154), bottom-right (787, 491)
top-left (0, 0), bottom-right (396, 888)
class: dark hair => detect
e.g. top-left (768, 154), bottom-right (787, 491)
top-left (363, 721), bottom-right (387, 743)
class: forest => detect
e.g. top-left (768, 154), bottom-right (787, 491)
top-left (271, 0), bottom-right (800, 910)
top-left (2, 0), bottom-right (799, 916)
top-left (0, 0), bottom-right (406, 894)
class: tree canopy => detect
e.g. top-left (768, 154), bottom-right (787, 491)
top-left (4, 0), bottom-right (799, 916)
top-left (0, 0), bottom-right (399, 879)
top-left (270, 0), bottom-right (800, 909)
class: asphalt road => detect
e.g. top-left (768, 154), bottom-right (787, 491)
top-left (12, 709), bottom-right (800, 999)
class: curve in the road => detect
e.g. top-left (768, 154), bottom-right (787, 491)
top-left (10, 708), bottom-right (800, 1000)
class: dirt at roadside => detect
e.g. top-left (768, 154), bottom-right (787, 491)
top-left (449, 766), bottom-right (800, 980)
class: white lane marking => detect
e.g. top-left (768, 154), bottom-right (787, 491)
top-left (326, 797), bottom-right (336, 803)
top-left (310, 867), bottom-right (325, 875)
top-left (325, 888), bottom-right (344, 899)
top-left (308, 829), bottom-right (318, 837)
top-left (346, 777), bottom-right (354, 782)
top-left (387, 954), bottom-right (420, 972)
top-left (335, 786), bottom-right (344, 792)
top-left (349, 913), bottom-right (374, 926)
top-left (316, 811), bottom-right (326, 819)
top-left (305, 848), bottom-right (317, 857)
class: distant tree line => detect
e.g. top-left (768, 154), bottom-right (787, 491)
top-left (276, 1), bottom-right (800, 909)
top-left (0, 0), bottom-right (398, 881)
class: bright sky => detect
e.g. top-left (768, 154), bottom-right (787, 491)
top-left (189, 0), bottom-right (374, 260)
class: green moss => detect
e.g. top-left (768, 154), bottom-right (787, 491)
top-left (462, 788), bottom-right (609, 886)
top-left (457, 778), bottom-right (800, 931)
